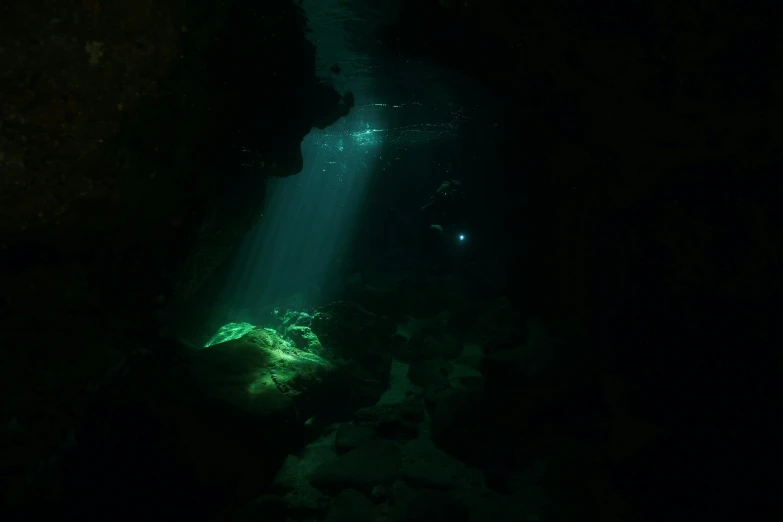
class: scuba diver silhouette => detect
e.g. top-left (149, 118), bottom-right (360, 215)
top-left (417, 179), bottom-right (468, 272)
top-left (421, 179), bottom-right (466, 233)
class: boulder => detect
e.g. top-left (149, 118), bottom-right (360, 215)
top-left (190, 327), bottom-right (328, 417)
top-left (325, 489), bottom-right (378, 522)
top-left (343, 283), bottom-right (403, 319)
top-left (407, 358), bottom-right (452, 388)
top-left (271, 436), bottom-right (337, 516)
top-left (310, 301), bottom-right (396, 385)
top-left (310, 439), bottom-right (402, 494)
top-left (335, 423), bottom-right (376, 455)
top-left (354, 399), bottom-right (426, 440)
top-left (400, 439), bottom-right (468, 490)
top-left (388, 489), bottom-right (470, 522)
top-left (191, 325), bottom-right (385, 427)
top-left (230, 494), bottom-right (287, 522)
top-left (427, 389), bottom-right (487, 465)
top-left (281, 310), bottom-right (314, 329)
top-left (402, 322), bottom-right (462, 362)
top-left (285, 325), bottom-right (323, 354)
top-left (282, 485), bottom-right (331, 516)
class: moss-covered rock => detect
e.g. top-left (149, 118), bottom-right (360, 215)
top-left (281, 309), bottom-right (314, 330)
top-left (285, 325), bottom-right (323, 355)
top-left (192, 327), bottom-right (332, 416)
top-left (195, 325), bottom-right (385, 422)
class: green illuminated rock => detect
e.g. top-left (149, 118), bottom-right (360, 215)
top-left (194, 324), bottom-right (384, 421)
top-left (285, 325), bottom-right (324, 355)
top-left (204, 321), bottom-right (256, 347)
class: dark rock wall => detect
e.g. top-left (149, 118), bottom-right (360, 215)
top-left (0, 0), bottom-right (351, 510)
top-left (383, 0), bottom-right (779, 320)
top-left (382, 1), bottom-right (780, 519)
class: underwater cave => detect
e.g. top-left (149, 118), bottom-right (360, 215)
top-left (0, 1), bottom-right (778, 521)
